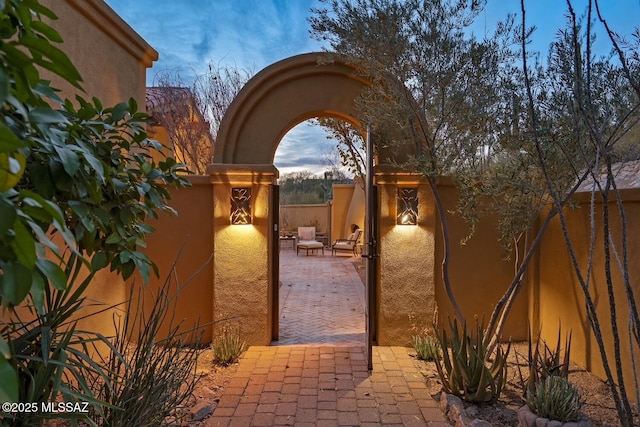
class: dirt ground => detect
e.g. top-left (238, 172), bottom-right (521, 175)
top-left (413, 342), bottom-right (637, 426)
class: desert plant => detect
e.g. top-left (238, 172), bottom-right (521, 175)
top-left (212, 323), bottom-right (246, 366)
top-left (0, 0), bottom-right (188, 418)
top-left (526, 376), bottom-right (582, 422)
top-left (434, 318), bottom-right (510, 403)
top-left (517, 327), bottom-right (572, 397)
top-left (87, 256), bottom-right (207, 426)
top-left (412, 334), bottom-right (440, 361)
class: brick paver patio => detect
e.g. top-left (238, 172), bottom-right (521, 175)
top-left (205, 249), bottom-right (449, 426)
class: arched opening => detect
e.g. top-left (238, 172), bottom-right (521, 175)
top-left (274, 118), bottom-right (367, 347)
top-left (209, 52), bottom-right (437, 361)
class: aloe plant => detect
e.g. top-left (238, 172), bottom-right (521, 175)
top-left (434, 318), bottom-right (510, 403)
top-left (526, 375), bottom-right (582, 422)
top-left (412, 334), bottom-right (440, 361)
top-left (518, 326), bottom-right (572, 397)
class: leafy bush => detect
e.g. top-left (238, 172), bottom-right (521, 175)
top-left (434, 318), bottom-right (510, 403)
top-left (526, 375), bottom-right (582, 422)
top-left (0, 0), bottom-right (189, 421)
top-left (412, 334), bottom-right (440, 361)
top-left (212, 323), bottom-right (246, 366)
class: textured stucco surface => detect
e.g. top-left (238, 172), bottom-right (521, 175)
top-left (213, 182), bottom-right (274, 345)
top-left (39, 0), bottom-right (156, 108)
top-left (376, 184), bottom-right (436, 346)
top-left (536, 191), bottom-right (640, 400)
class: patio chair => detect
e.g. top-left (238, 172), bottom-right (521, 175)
top-left (331, 228), bottom-right (362, 256)
top-left (296, 227), bottom-right (324, 256)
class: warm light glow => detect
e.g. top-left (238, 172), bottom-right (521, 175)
top-left (231, 187), bottom-right (252, 225)
top-left (397, 188), bottom-right (418, 225)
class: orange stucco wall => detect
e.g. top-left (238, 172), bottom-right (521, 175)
top-left (132, 177), bottom-right (214, 343)
top-left (39, 0), bottom-right (157, 108)
top-left (434, 183), bottom-right (529, 341)
top-left (21, 1), bottom-right (157, 340)
top-left (535, 191), bottom-right (640, 398)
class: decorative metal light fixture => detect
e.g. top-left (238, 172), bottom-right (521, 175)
top-left (397, 188), bottom-right (418, 225)
top-left (230, 187), bottom-right (252, 225)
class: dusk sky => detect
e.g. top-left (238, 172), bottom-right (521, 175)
top-left (104, 0), bottom-right (640, 176)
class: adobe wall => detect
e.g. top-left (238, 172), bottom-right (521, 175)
top-left (208, 165), bottom-right (279, 345)
top-left (39, 0), bottom-right (157, 108)
top-left (21, 1), bottom-right (157, 342)
top-left (280, 204), bottom-right (331, 235)
top-left (434, 182), bottom-right (529, 341)
top-left (535, 190), bottom-right (640, 399)
top-left (131, 177), bottom-right (214, 344)
top-left (374, 168), bottom-right (437, 345)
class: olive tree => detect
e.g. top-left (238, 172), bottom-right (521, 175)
top-left (310, 0), bottom-right (639, 421)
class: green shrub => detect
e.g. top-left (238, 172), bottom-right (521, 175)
top-left (526, 375), bottom-right (582, 422)
top-left (434, 318), bottom-right (510, 403)
top-left (212, 324), bottom-right (246, 366)
top-left (412, 334), bottom-right (440, 361)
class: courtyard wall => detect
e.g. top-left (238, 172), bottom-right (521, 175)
top-left (534, 189), bottom-right (640, 399)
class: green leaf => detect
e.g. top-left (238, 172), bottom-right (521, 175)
top-left (0, 124), bottom-right (22, 153)
top-left (9, 219), bottom-right (37, 269)
top-left (105, 233), bottom-right (122, 244)
top-left (31, 20), bottom-right (64, 43)
top-left (21, 34), bottom-right (83, 88)
top-left (0, 152), bottom-right (26, 192)
top-left (30, 272), bottom-right (46, 315)
top-left (53, 145), bottom-right (80, 176)
top-left (91, 252), bottom-right (108, 271)
top-left (1, 261), bottom-right (32, 305)
top-left (36, 258), bottom-right (67, 291)
top-left (0, 336), bottom-right (10, 359)
top-left (0, 356), bottom-right (19, 403)
top-left (29, 106), bottom-right (68, 124)
top-left (111, 102), bottom-right (129, 122)
top-left (0, 197), bottom-right (17, 236)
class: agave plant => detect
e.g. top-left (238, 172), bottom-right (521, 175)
top-left (412, 334), bottom-right (440, 361)
top-left (526, 375), bottom-right (582, 422)
top-left (434, 318), bottom-right (511, 403)
top-left (517, 326), bottom-right (572, 397)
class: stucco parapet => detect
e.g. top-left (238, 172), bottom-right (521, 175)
top-left (572, 187), bottom-right (640, 203)
top-left (207, 163), bottom-right (279, 185)
top-left (184, 175), bottom-right (213, 186)
top-left (66, 0), bottom-right (158, 67)
top-left (374, 164), bottom-right (429, 185)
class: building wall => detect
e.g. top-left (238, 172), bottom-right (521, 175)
top-left (39, 0), bottom-right (157, 108)
top-left (131, 177), bottom-right (214, 344)
top-left (434, 183), bottom-right (529, 341)
top-left (30, 1), bottom-right (157, 341)
top-left (535, 190), bottom-right (640, 399)
top-left (280, 204), bottom-right (331, 235)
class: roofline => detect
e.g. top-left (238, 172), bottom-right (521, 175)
top-left (66, 0), bottom-right (158, 67)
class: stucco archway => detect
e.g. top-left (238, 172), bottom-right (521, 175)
top-left (214, 53), bottom-right (369, 164)
top-left (208, 53), bottom-right (436, 347)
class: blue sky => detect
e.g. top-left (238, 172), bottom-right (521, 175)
top-left (104, 0), bottom-right (639, 176)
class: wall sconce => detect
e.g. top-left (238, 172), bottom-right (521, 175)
top-left (397, 188), bottom-right (418, 225)
top-left (230, 187), bottom-right (252, 225)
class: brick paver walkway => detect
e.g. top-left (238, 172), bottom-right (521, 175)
top-left (277, 251), bottom-right (365, 346)
top-left (205, 249), bottom-right (449, 426)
